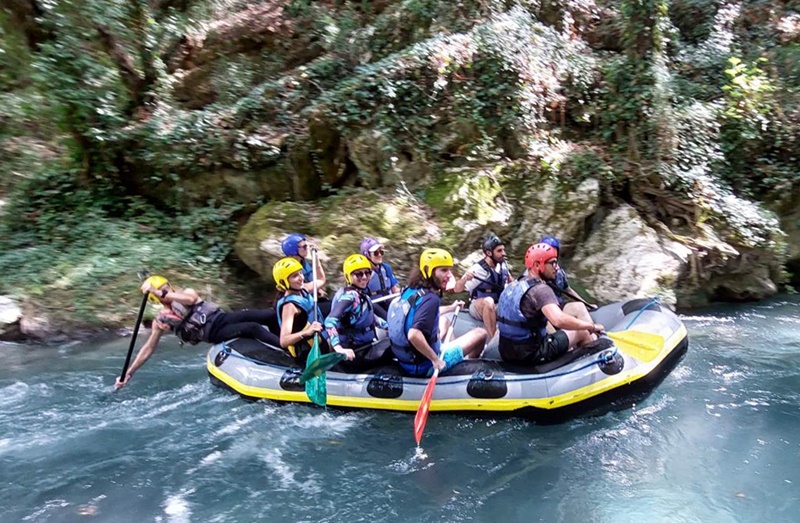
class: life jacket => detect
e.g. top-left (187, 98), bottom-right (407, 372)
top-left (160, 300), bottom-right (221, 345)
top-left (366, 262), bottom-right (393, 298)
top-left (277, 290), bottom-right (324, 358)
top-left (301, 259), bottom-right (314, 283)
top-left (496, 277), bottom-right (547, 344)
top-left (329, 286), bottom-right (376, 347)
top-left (469, 259), bottom-right (509, 303)
top-left (547, 268), bottom-right (570, 306)
top-left (387, 287), bottom-right (437, 364)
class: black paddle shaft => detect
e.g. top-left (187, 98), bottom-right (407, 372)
top-left (119, 291), bottom-right (149, 382)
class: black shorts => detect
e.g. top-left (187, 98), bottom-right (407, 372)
top-left (499, 330), bottom-right (570, 365)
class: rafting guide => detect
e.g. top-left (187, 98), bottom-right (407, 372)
top-left (115, 275), bottom-right (280, 389)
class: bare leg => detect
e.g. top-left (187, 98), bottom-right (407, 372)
top-left (455, 327), bottom-right (488, 359)
top-left (562, 302), bottom-right (596, 348)
top-left (473, 298), bottom-right (497, 338)
top-left (439, 314), bottom-right (452, 341)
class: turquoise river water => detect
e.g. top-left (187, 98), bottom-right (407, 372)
top-left (1, 296), bottom-right (799, 522)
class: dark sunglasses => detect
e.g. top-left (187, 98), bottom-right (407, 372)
top-left (351, 270), bottom-right (372, 279)
top-left (371, 250), bottom-right (385, 256)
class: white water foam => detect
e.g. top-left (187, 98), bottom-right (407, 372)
top-left (185, 450), bottom-right (223, 475)
top-left (259, 448), bottom-right (321, 495)
top-left (159, 488), bottom-right (195, 523)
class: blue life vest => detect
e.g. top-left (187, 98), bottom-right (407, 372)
top-left (277, 290), bottom-right (322, 327)
top-left (366, 262), bottom-right (394, 298)
top-left (497, 277), bottom-right (547, 343)
top-left (301, 259), bottom-right (314, 283)
top-left (327, 287), bottom-right (376, 347)
top-left (469, 259), bottom-right (509, 303)
top-left (387, 287), bottom-right (438, 364)
top-left (547, 268), bottom-right (569, 306)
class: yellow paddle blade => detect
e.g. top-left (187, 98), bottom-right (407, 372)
top-left (606, 330), bottom-right (665, 363)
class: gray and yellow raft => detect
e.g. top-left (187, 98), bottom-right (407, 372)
top-left (206, 297), bottom-right (688, 422)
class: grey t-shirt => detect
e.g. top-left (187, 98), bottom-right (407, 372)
top-left (520, 282), bottom-right (560, 319)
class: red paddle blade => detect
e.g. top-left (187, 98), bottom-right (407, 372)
top-left (414, 371), bottom-right (438, 445)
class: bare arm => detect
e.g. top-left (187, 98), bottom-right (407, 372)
top-left (541, 303), bottom-right (601, 332)
top-left (450, 271), bottom-right (474, 294)
top-left (115, 325), bottom-right (166, 388)
top-left (162, 288), bottom-right (201, 306)
top-left (408, 328), bottom-right (445, 371)
top-left (279, 303), bottom-right (320, 348)
top-left (302, 256), bottom-right (326, 293)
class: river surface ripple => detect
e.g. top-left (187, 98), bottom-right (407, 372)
top-left (1, 296), bottom-right (799, 522)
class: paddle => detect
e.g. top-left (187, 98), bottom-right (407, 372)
top-left (118, 284), bottom-right (150, 388)
top-left (564, 288), bottom-right (598, 311)
top-left (372, 292), bottom-right (400, 304)
top-left (414, 304), bottom-right (461, 445)
top-left (299, 352), bottom-right (345, 384)
top-left (304, 247), bottom-right (327, 406)
top-left (414, 368), bottom-right (438, 445)
top-left (605, 330), bottom-right (665, 363)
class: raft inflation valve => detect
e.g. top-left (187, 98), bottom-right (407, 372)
top-left (214, 347), bottom-right (230, 367)
top-left (598, 349), bottom-right (624, 375)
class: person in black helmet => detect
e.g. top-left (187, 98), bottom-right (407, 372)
top-left (451, 234), bottom-right (512, 338)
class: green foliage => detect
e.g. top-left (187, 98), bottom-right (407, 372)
top-left (317, 7), bottom-right (596, 172)
top-left (559, 148), bottom-right (618, 187)
top-left (669, 0), bottom-right (719, 45)
top-left (722, 57), bottom-right (774, 120)
top-left (0, 14), bottom-right (32, 91)
top-left (174, 201), bottom-right (245, 263)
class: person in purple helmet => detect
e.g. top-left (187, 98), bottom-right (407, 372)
top-left (540, 236), bottom-right (596, 310)
top-left (361, 237), bottom-right (400, 320)
top-left (281, 233), bottom-right (327, 297)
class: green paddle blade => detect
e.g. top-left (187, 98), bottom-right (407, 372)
top-left (299, 352), bottom-right (345, 384)
top-left (304, 336), bottom-right (328, 406)
top-left (606, 330), bottom-right (665, 363)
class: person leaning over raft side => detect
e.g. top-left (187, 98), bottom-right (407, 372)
top-left (496, 243), bottom-right (604, 365)
top-left (360, 237), bottom-right (400, 320)
top-left (273, 257), bottom-right (327, 367)
top-left (388, 248), bottom-right (488, 377)
top-left (539, 236), bottom-right (597, 309)
top-left (323, 254), bottom-right (390, 369)
top-left (115, 275), bottom-right (280, 388)
top-left (450, 234), bottom-right (512, 339)
top-left (281, 233), bottom-right (327, 297)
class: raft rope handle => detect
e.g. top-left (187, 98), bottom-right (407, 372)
top-left (216, 343), bottom-right (619, 386)
top-left (623, 296), bottom-right (661, 330)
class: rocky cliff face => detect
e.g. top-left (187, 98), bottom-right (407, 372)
top-left (165, 0), bottom-right (792, 308)
top-left (4, 0), bottom-right (799, 339)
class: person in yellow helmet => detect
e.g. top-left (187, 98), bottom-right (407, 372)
top-left (273, 257), bottom-right (327, 366)
top-left (115, 275), bottom-right (280, 388)
top-left (323, 254), bottom-right (390, 369)
top-left (387, 249), bottom-right (488, 377)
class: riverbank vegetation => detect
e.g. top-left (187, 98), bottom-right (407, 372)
top-left (1, 0), bottom-right (798, 338)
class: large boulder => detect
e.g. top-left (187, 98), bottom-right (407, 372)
top-left (234, 190), bottom-right (446, 290)
top-left (0, 296), bottom-right (22, 341)
top-left (508, 177), bottom-right (601, 258)
top-left (572, 205), bottom-right (689, 306)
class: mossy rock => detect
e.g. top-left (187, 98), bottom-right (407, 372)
top-left (234, 189), bottom-right (445, 289)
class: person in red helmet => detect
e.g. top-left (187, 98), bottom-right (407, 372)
top-left (495, 243), bottom-right (603, 365)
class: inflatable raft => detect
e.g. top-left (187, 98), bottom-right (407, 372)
top-left (206, 297), bottom-right (688, 422)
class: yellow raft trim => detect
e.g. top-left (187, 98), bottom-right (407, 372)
top-left (207, 323), bottom-right (687, 413)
